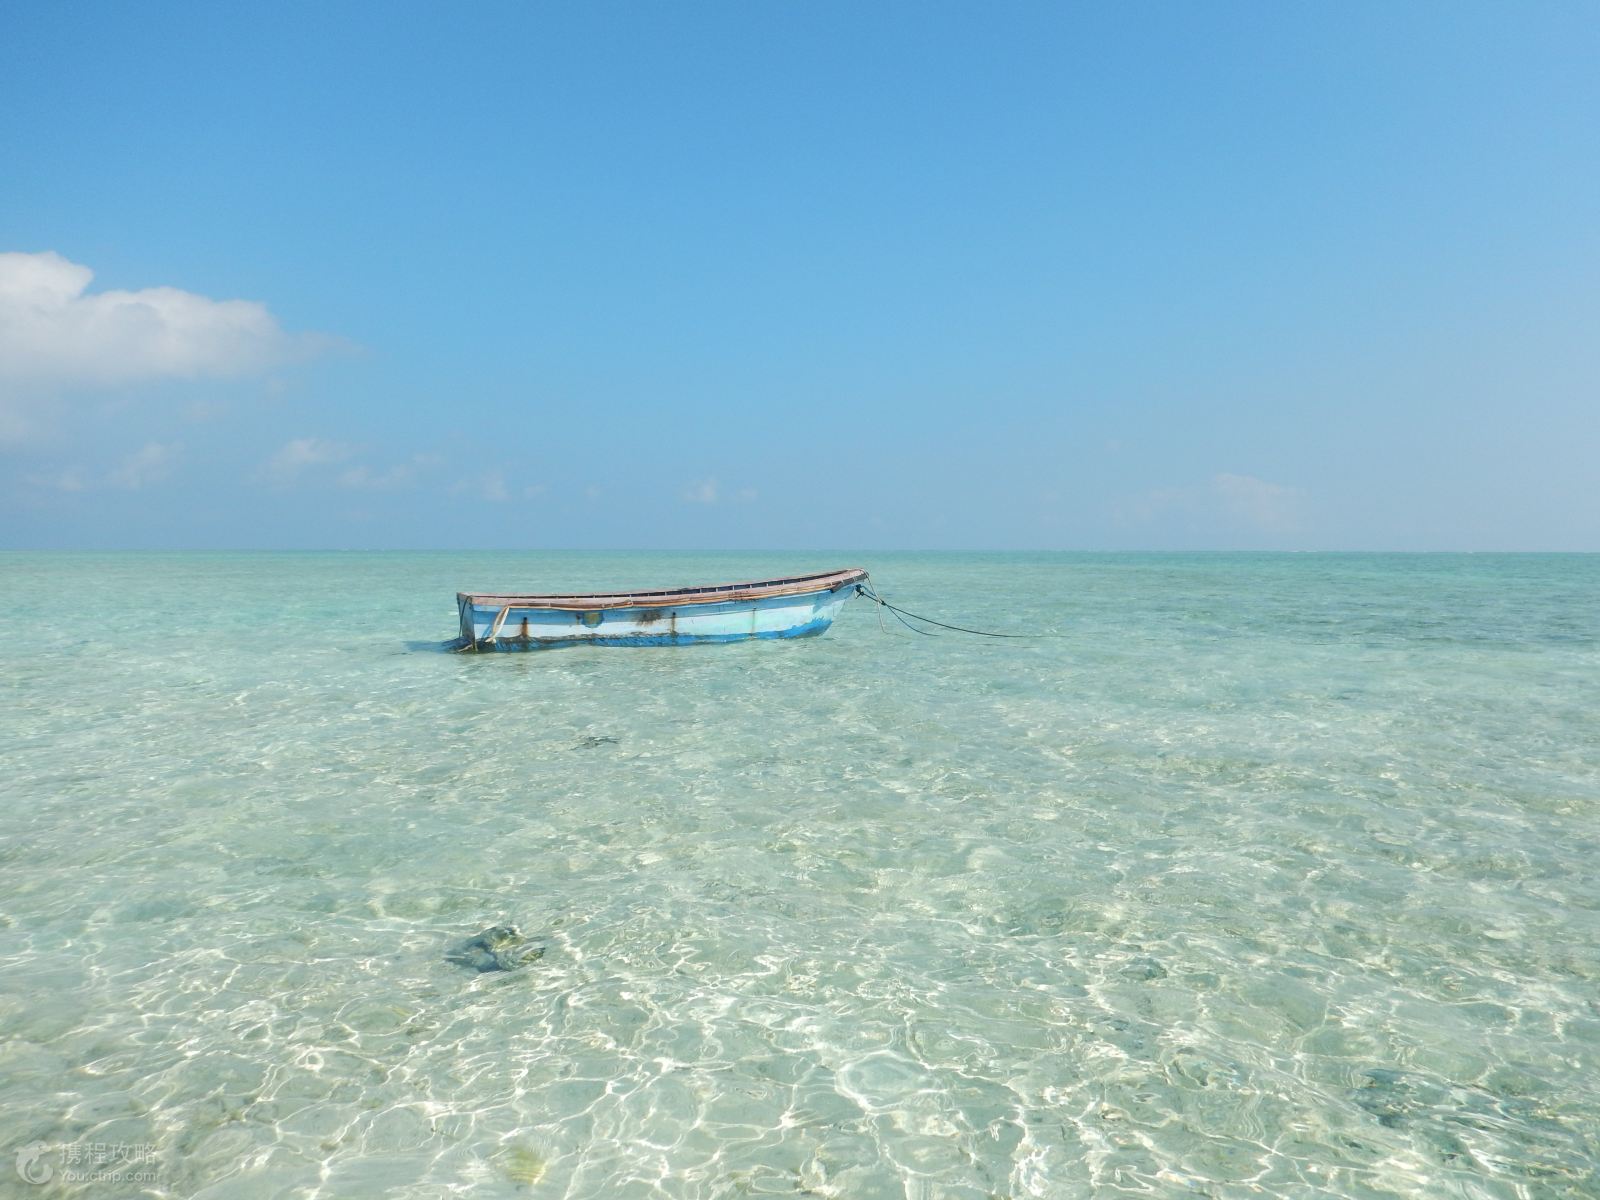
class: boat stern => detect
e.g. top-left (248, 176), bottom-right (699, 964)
top-left (456, 593), bottom-right (482, 646)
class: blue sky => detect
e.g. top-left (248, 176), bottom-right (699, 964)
top-left (2, 2), bottom-right (1597, 550)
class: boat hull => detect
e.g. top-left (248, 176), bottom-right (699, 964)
top-left (454, 573), bottom-right (861, 651)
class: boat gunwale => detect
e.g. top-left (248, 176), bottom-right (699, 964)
top-left (458, 567), bottom-right (867, 612)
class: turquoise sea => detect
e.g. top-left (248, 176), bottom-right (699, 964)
top-left (2, 552), bottom-right (1598, 1199)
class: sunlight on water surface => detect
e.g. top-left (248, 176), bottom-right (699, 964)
top-left (1, 552), bottom-right (1597, 1198)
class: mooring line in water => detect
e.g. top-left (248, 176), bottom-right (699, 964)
top-left (859, 583), bottom-right (936, 636)
top-left (855, 581), bottom-right (1045, 639)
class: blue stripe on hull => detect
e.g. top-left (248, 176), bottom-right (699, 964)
top-left (458, 614), bottom-right (836, 652)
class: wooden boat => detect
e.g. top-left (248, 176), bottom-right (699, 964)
top-left (454, 567), bottom-right (868, 651)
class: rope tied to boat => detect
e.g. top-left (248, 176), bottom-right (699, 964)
top-left (854, 580), bottom-right (1047, 639)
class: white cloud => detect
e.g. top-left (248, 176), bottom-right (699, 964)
top-left (0, 251), bottom-right (339, 446)
top-left (337, 453), bottom-right (439, 491)
top-left (107, 441), bottom-right (180, 489)
top-left (0, 251), bottom-right (328, 388)
top-left (450, 469), bottom-right (511, 503)
top-left (261, 437), bottom-right (353, 483)
top-left (23, 441), bottom-right (181, 493)
top-left (683, 479), bottom-right (757, 504)
top-left (261, 440), bottom-right (447, 492)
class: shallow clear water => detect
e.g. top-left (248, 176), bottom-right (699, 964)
top-left (2, 552), bottom-right (1598, 1199)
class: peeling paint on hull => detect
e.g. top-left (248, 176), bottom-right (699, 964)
top-left (454, 615), bottom-right (835, 652)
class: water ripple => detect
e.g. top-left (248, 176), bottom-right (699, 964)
top-left (1, 552), bottom-right (1598, 1197)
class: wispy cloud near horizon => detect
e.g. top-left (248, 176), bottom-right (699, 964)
top-left (25, 441), bottom-right (182, 493)
top-left (107, 441), bottom-right (181, 490)
top-left (338, 454), bottom-right (440, 491)
top-left (1122, 472), bottom-right (1305, 537)
top-left (681, 479), bottom-right (758, 505)
top-left (1211, 472), bottom-right (1302, 533)
top-left (259, 437), bottom-right (354, 484)
top-left (682, 478), bottom-right (719, 504)
top-left (450, 469), bottom-right (512, 503)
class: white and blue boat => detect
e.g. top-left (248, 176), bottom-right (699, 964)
top-left (454, 567), bottom-right (868, 651)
